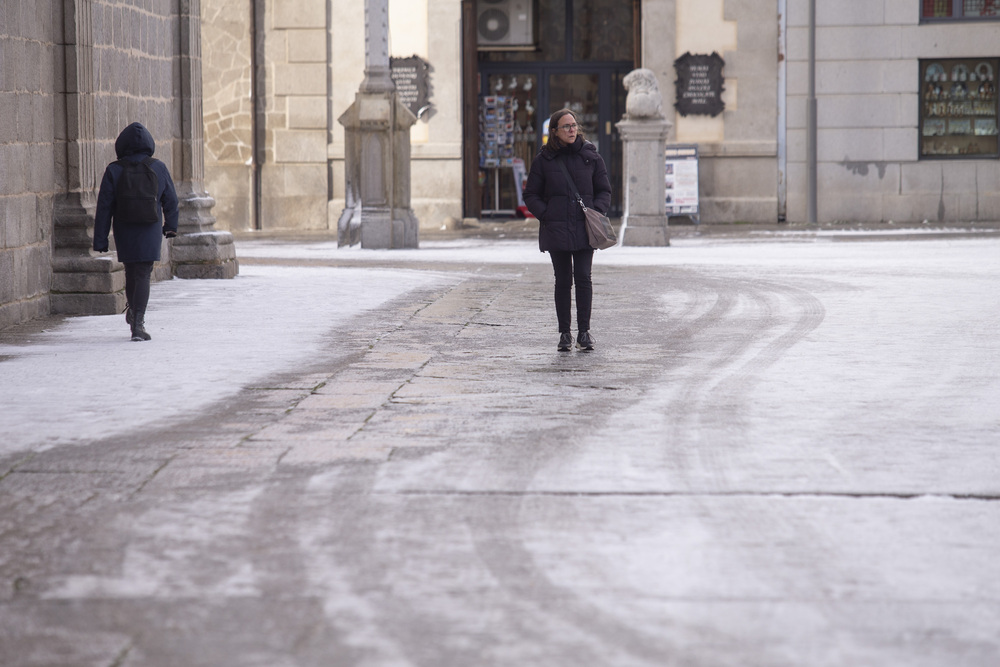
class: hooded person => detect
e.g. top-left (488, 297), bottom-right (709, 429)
top-left (93, 122), bottom-right (179, 341)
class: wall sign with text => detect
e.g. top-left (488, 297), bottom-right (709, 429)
top-left (673, 52), bottom-right (726, 117)
top-left (390, 55), bottom-right (432, 119)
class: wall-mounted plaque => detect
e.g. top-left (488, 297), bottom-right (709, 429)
top-left (390, 55), bottom-right (431, 119)
top-left (673, 52), bottom-right (725, 117)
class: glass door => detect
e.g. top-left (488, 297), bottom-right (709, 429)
top-left (471, 0), bottom-right (636, 217)
top-left (543, 69), bottom-right (626, 213)
top-left (546, 73), bottom-right (600, 148)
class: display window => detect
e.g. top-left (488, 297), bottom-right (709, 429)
top-left (471, 0), bottom-right (635, 216)
top-left (919, 58), bottom-right (999, 159)
top-left (922, 0), bottom-right (1000, 21)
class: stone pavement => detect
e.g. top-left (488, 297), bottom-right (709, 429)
top-left (1, 230), bottom-right (999, 666)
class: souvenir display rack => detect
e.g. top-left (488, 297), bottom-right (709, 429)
top-left (920, 57), bottom-right (999, 159)
top-left (479, 78), bottom-right (539, 216)
top-left (479, 95), bottom-right (517, 215)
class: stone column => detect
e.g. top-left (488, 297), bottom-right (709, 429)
top-left (51, 0), bottom-right (124, 315)
top-left (616, 68), bottom-right (673, 247)
top-left (172, 0), bottom-right (239, 278)
top-left (337, 0), bottom-right (419, 249)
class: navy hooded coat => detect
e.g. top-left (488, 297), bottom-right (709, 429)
top-left (522, 136), bottom-right (612, 253)
top-left (93, 122), bottom-right (179, 263)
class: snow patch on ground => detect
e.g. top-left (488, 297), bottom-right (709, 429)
top-left (0, 265), bottom-right (448, 454)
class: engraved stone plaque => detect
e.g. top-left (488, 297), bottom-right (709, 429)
top-left (673, 52), bottom-right (726, 117)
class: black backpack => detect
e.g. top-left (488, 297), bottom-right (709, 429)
top-left (114, 157), bottom-right (160, 225)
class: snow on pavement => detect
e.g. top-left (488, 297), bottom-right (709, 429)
top-left (2, 235), bottom-right (999, 459)
top-left (0, 265), bottom-right (450, 455)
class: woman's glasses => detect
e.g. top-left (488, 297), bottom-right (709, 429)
top-left (557, 123), bottom-right (578, 132)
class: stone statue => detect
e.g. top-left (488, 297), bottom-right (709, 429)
top-left (623, 68), bottom-right (663, 119)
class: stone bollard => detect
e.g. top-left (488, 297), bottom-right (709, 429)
top-left (616, 69), bottom-right (673, 247)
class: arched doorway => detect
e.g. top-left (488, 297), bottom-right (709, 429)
top-left (462, 0), bottom-right (640, 218)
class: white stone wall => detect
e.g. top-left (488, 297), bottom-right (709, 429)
top-left (786, 0), bottom-right (1000, 223)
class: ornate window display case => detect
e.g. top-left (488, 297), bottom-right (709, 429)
top-left (919, 58), bottom-right (999, 159)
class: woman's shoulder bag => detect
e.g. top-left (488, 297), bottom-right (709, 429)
top-left (555, 158), bottom-right (617, 250)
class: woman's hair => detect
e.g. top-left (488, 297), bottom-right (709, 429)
top-left (546, 108), bottom-right (586, 150)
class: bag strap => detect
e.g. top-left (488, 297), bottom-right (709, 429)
top-left (555, 157), bottom-right (587, 209)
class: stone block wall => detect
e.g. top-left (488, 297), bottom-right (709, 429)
top-left (202, 0), bottom-right (256, 231)
top-left (3, 0), bottom-right (234, 330)
top-left (786, 0), bottom-right (1000, 223)
top-left (262, 0), bottom-right (329, 229)
top-left (0, 0), bottom-right (58, 328)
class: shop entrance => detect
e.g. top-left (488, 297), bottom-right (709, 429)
top-left (464, 0), bottom-right (639, 218)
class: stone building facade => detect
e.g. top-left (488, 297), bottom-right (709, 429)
top-left (5, 1), bottom-right (998, 330)
top-left (201, 0), bottom-right (465, 233)
top-left (199, 0), bottom-right (999, 234)
top-left (786, 1), bottom-right (1000, 223)
top-left (1, 0), bottom-right (236, 331)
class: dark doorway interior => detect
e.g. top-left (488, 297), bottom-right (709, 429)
top-left (464, 0), bottom-right (638, 218)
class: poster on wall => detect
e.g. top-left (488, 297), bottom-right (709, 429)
top-left (665, 144), bottom-right (700, 223)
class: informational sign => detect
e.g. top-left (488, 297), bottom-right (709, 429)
top-left (390, 55), bottom-right (431, 118)
top-left (665, 144), bottom-right (699, 222)
top-left (673, 52), bottom-right (726, 117)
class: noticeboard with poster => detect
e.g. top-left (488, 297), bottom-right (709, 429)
top-left (665, 144), bottom-right (700, 223)
top-left (919, 57), bottom-right (999, 159)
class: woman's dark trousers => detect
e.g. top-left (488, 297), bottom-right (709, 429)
top-left (549, 249), bottom-right (594, 334)
top-left (124, 261), bottom-right (154, 315)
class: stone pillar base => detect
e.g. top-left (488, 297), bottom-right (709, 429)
top-left (172, 191), bottom-right (239, 279)
top-left (353, 208), bottom-right (419, 249)
top-left (172, 232), bottom-right (239, 279)
top-left (617, 116), bottom-right (673, 248)
top-left (338, 91), bottom-right (419, 249)
top-left (622, 215), bottom-right (671, 247)
top-left (50, 255), bottom-right (125, 315)
top-left (51, 195), bottom-right (125, 315)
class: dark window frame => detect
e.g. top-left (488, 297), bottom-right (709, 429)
top-left (918, 57), bottom-right (1000, 160)
top-left (921, 0), bottom-right (1000, 22)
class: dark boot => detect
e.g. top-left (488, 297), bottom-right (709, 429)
top-left (123, 303), bottom-right (133, 326)
top-left (131, 311), bottom-right (151, 342)
top-left (558, 332), bottom-right (573, 351)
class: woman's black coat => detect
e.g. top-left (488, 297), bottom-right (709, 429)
top-left (523, 136), bottom-right (612, 252)
top-left (93, 122), bottom-right (179, 263)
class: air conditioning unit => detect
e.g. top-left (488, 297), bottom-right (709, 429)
top-left (477, 0), bottom-right (534, 49)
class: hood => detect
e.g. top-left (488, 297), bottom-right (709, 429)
top-left (114, 122), bottom-right (155, 159)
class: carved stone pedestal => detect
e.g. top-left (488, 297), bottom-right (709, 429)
top-left (338, 93), bottom-right (419, 249)
top-left (616, 68), bottom-right (674, 247)
top-left (616, 119), bottom-right (673, 247)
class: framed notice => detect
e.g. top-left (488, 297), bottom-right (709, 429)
top-left (665, 144), bottom-right (700, 223)
top-left (674, 52), bottom-right (726, 117)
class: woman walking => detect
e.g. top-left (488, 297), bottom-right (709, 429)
top-left (523, 109), bottom-right (612, 351)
